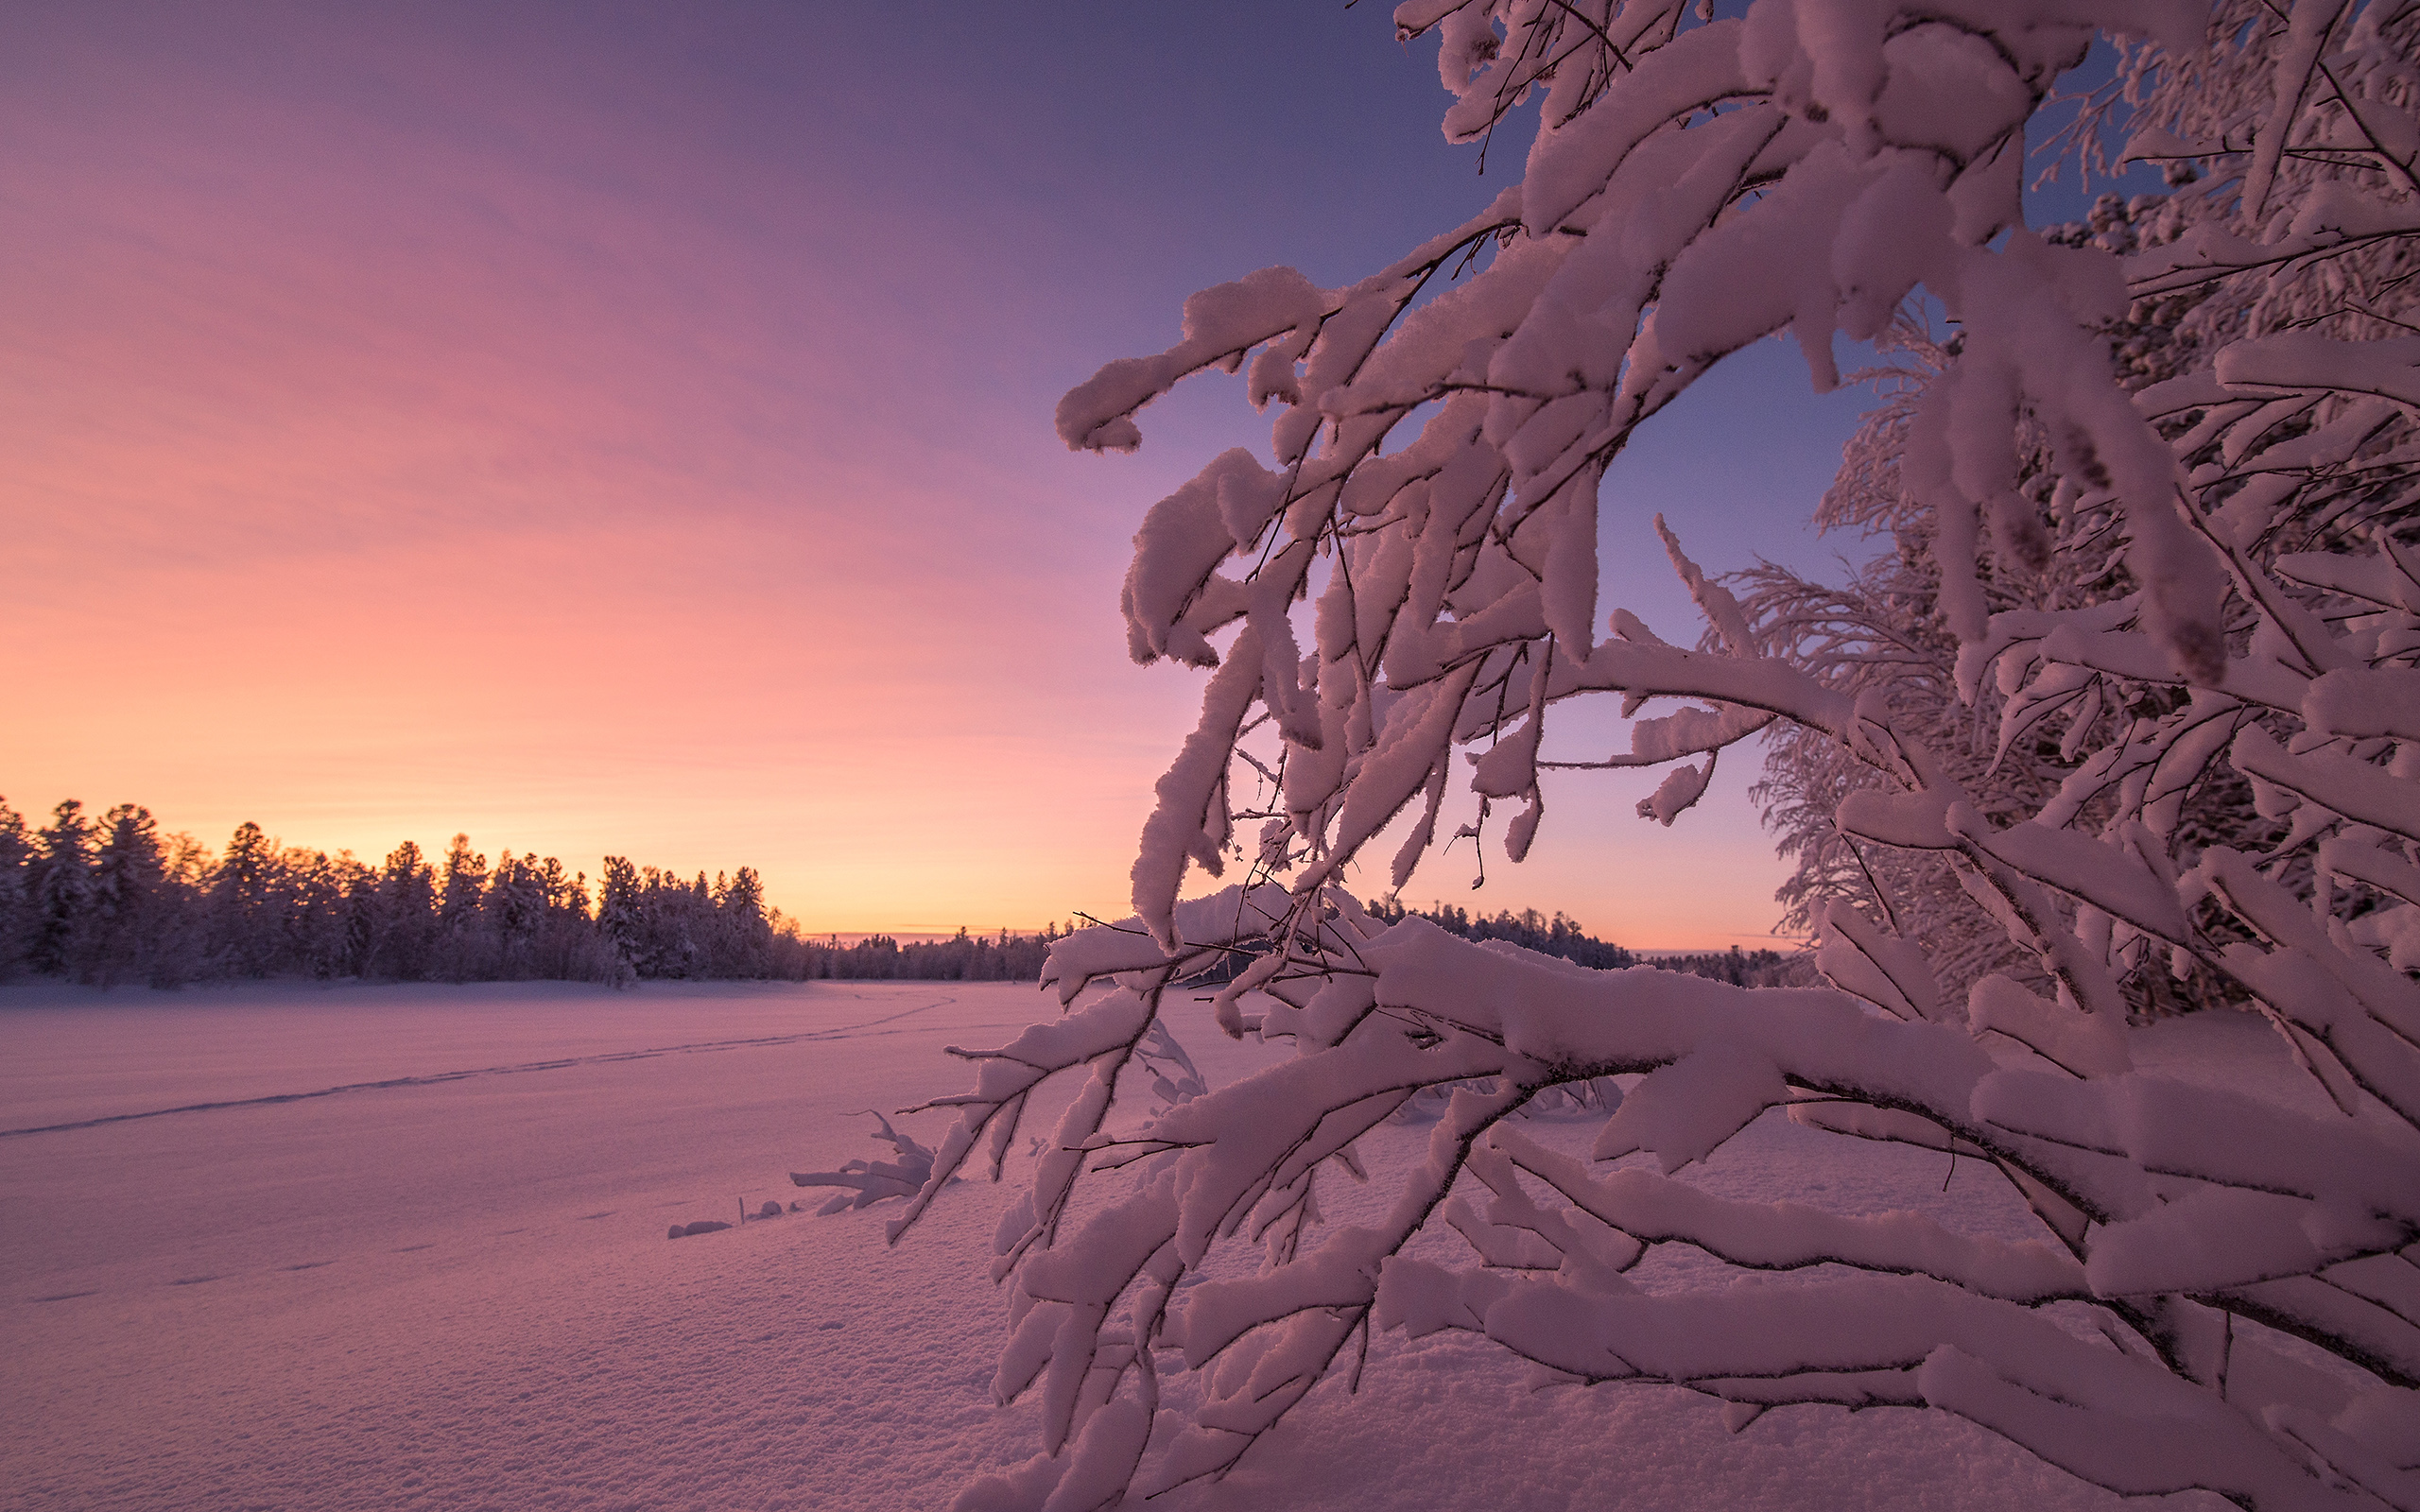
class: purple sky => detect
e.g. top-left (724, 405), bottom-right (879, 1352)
top-left (5, 2), bottom-right (2121, 945)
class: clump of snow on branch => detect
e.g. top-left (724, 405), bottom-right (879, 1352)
top-left (897, 4), bottom-right (2420, 1509)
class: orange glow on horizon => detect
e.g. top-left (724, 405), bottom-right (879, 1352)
top-left (4, 4), bottom-right (1840, 954)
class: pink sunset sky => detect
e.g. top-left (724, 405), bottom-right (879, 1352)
top-left (4, 1), bottom-right (1902, 949)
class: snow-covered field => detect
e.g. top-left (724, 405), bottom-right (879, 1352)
top-left (4, 979), bottom-right (2243, 1510)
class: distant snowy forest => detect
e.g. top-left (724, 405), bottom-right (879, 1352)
top-left (0, 797), bottom-right (1773, 990)
top-left (0, 797), bottom-right (1065, 988)
top-left (1363, 898), bottom-right (1807, 985)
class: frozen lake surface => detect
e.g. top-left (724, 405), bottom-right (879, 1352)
top-left (3, 979), bottom-right (2234, 1510)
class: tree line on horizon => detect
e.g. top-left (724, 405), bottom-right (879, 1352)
top-left (0, 797), bottom-right (1792, 992)
top-left (1365, 899), bottom-right (1810, 988)
top-left (0, 798), bottom-right (1070, 988)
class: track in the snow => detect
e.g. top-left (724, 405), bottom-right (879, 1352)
top-left (0, 995), bottom-right (966, 1139)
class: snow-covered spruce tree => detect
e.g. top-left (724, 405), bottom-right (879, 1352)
top-left (893, 5), bottom-right (2420, 1508)
top-left (1742, 2), bottom-right (2420, 1019)
top-left (1735, 299), bottom-right (2277, 1017)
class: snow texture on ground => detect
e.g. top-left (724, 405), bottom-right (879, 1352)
top-left (4, 979), bottom-right (2240, 1509)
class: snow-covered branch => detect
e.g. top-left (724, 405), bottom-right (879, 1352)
top-left (908, 3), bottom-right (2420, 1507)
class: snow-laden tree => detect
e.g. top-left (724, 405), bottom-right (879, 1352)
top-left (894, 4), bottom-right (2420, 1507)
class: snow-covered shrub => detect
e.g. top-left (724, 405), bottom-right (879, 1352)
top-left (792, 1111), bottom-right (946, 1214)
top-left (898, 5), bottom-right (2420, 1508)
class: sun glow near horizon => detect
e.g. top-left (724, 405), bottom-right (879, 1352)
top-left (4, 1), bottom-right (1866, 957)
